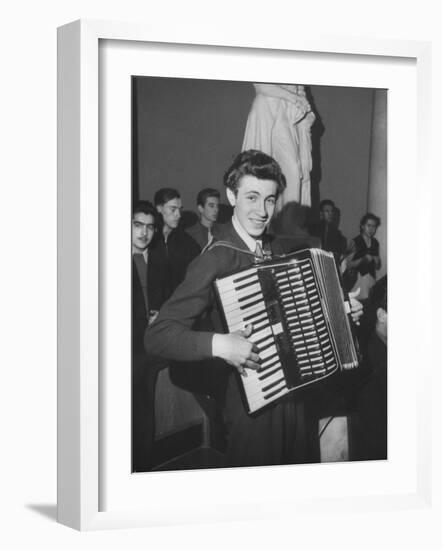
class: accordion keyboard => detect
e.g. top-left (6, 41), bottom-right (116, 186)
top-left (216, 266), bottom-right (290, 412)
top-left (215, 250), bottom-right (357, 413)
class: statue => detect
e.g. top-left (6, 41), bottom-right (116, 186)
top-left (242, 83), bottom-right (315, 207)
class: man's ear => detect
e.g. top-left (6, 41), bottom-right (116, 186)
top-left (197, 204), bottom-right (204, 215)
top-left (376, 307), bottom-right (387, 324)
top-left (226, 188), bottom-right (236, 207)
top-left (156, 204), bottom-right (162, 214)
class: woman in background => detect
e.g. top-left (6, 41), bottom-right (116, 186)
top-left (345, 213), bottom-right (381, 301)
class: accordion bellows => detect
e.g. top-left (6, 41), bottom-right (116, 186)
top-left (214, 249), bottom-right (359, 414)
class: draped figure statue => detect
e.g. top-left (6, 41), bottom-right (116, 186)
top-left (242, 83), bottom-right (315, 208)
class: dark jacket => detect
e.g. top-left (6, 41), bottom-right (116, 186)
top-left (144, 221), bottom-right (303, 467)
top-left (309, 220), bottom-right (346, 265)
top-left (148, 228), bottom-right (200, 306)
top-left (132, 253), bottom-right (167, 355)
top-left (185, 221), bottom-right (222, 250)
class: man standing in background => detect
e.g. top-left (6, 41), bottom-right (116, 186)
top-left (150, 188), bottom-right (200, 305)
top-left (132, 200), bottom-right (166, 472)
top-left (309, 199), bottom-right (346, 266)
top-left (186, 188), bottom-right (221, 250)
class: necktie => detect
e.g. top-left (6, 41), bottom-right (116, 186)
top-left (255, 241), bottom-right (264, 260)
top-left (133, 253), bottom-right (149, 317)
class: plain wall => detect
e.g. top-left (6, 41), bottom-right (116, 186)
top-left (134, 77), bottom-right (379, 245)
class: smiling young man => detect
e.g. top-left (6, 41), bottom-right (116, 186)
top-left (145, 150), bottom-right (362, 468)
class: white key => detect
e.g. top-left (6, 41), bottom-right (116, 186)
top-left (219, 282), bottom-right (262, 304)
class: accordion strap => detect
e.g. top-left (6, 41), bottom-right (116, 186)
top-left (202, 239), bottom-right (256, 257)
top-left (203, 239), bottom-right (273, 261)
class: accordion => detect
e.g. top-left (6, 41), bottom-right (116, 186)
top-left (214, 248), bottom-right (359, 413)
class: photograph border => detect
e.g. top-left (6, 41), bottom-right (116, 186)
top-left (57, 19), bottom-right (432, 531)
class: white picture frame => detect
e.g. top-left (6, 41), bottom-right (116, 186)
top-left (57, 19), bottom-right (433, 531)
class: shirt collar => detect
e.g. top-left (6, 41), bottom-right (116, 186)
top-left (232, 214), bottom-right (262, 253)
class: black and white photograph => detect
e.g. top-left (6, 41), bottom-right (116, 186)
top-left (131, 77), bottom-right (388, 473)
top-left (3, 0), bottom-right (437, 543)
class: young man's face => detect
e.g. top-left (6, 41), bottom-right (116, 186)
top-left (198, 195), bottom-right (219, 225)
top-left (320, 204), bottom-right (334, 224)
top-left (227, 175), bottom-right (278, 238)
top-left (132, 212), bottom-right (155, 253)
top-left (361, 219), bottom-right (378, 238)
top-left (157, 197), bottom-right (182, 231)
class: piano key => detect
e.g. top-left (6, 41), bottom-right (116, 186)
top-left (216, 270), bottom-right (257, 289)
top-left (262, 381), bottom-right (288, 401)
top-left (226, 302), bottom-right (265, 324)
top-left (256, 338), bottom-right (275, 352)
top-left (259, 344), bottom-right (278, 360)
top-left (249, 325), bottom-right (272, 343)
top-left (258, 367), bottom-right (283, 381)
top-left (262, 376), bottom-right (286, 393)
top-left (258, 359), bottom-right (281, 374)
top-left (260, 352), bottom-right (279, 367)
top-left (219, 282), bottom-right (262, 304)
top-left (243, 370), bottom-right (285, 399)
top-left (224, 293), bottom-right (264, 314)
top-left (229, 312), bottom-right (269, 332)
top-left (246, 367), bottom-right (283, 388)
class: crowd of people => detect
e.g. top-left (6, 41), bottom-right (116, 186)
top-left (132, 149), bottom-right (387, 471)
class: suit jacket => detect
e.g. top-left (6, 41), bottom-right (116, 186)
top-left (148, 228), bottom-right (200, 305)
top-left (132, 252), bottom-right (167, 355)
top-left (185, 221), bottom-right (221, 250)
top-left (145, 221), bottom-right (305, 467)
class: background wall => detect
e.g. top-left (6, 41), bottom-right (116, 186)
top-left (134, 77), bottom-right (378, 244)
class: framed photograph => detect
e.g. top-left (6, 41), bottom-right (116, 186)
top-left (57, 19), bottom-right (432, 530)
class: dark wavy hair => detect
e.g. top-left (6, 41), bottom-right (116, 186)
top-left (223, 150), bottom-right (286, 195)
top-left (132, 200), bottom-right (159, 225)
top-left (360, 212), bottom-right (381, 231)
top-left (319, 199), bottom-right (335, 211)
top-left (153, 187), bottom-right (181, 207)
top-left (196, 187), bottom-right (220, 207)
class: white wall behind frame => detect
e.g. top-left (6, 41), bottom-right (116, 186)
top-left (1, 0), bottom-right (440, 547)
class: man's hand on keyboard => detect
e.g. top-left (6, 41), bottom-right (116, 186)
top-left (212, 324), bottom-right (261, 376)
